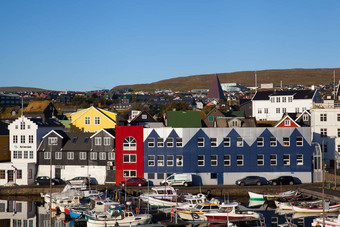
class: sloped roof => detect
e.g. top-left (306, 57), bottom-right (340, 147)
top-left (166, 111), bottom-right (201, 127)
top-left (252, 90), bottom-right (316, 101)
top-left (63, 132), bottom-right (93, 150)
top-left (24, 100), bottom-right (51, 112)
top-left (225, 111), bottom-right (245, 118)
top-left (207, 75), bottom-right (225, 100)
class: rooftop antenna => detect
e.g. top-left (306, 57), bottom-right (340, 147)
top-left (21, 96), bottom-right (24, 117)
top-left (254, 71), bottom-right (257, 90)
top-left (334, 70), bottom-right (336, 101)
top-left (280, 80), bottom-right (282, 89)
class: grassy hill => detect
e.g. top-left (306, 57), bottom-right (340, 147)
top-left (113, 68), bottom-right (340, 92)
top-left (0, 86), bottom-right (48, 92)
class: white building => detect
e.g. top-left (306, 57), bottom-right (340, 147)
top-left (311, 102), bottom-right (340, 167)
top-left (252, 90), bottom-right (321, 121)
top-left (0, 199), bottom-right (36, 227)
top-left (0, 116), bottom-right (64, 186)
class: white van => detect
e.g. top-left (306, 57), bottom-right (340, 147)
top-left (161, 173), bottom-right (192, 187)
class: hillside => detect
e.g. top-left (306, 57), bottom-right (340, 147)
top-left (113, 68), bottom-right (340, 91)
top-left (0, 86), bottom-right (48, 92)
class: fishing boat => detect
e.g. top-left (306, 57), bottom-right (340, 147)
top-left (204, 202), bottom-right (261, 221)
top-left (248, 191), bottom-right (264, 201)
top-left (276, 199), bottom-right (322, 210)
top-left (178, 201), bottom-right (220, 221)
top-left (292, 203), bottom-right (340, 213)
top-left (248, 190), bottom-right (298, 201)
top-left (311, 214), bottom-right (340, 227)
top-left (140, 186), bottom-right (178, 203)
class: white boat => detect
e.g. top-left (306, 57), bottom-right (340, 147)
top-left (248, 190), bottom-right (298, 201)
top-left (276, 199), bottom-right (322, 210)
top-left (86, 205), bottom-right (152, 227)
top-left (248, 191), bottom-right (264, 201)
top-left (178, 201), bottom-right (220, 221)
top-left (140, 186), bottom-right (178, 203)
top-left (292, 203), bottom-right (340, 213)
top-left (204, 202), bottom-right (261, 221)
top-left (312, 214), bottom-right (340, 227)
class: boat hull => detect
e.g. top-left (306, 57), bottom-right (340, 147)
top-left (292, 204), bottom-right (340, 213)
top-left (86, 214), bottom-right (151, 227)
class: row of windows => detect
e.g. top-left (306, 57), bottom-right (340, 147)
top-left (94, 137), bottom-right (111, 146)
top-left (320, 113), bottom-right (340, 122)
top-left (147, 154), bottom-right (303, 167)
top-left (12, 135), bottom-right (34, 144)
top-left (12, 219), bottom-right (34, 227)
top-left (14, 122), bottom-right (31, 130)
top-left (84, 116), bottom-right (101, 125)
top-left (270, 96), bottom-right (293, 103)
top-left (13, 151), bottom-right (34, 159)
top-left (43, 152), bottom-right (115, 160)
top-left (0, 169), bottom-right (23, 179)
top-left (148, 137), bottom-right (304, 148)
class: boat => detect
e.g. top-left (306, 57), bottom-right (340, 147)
top-left (248, 190), bottom-right (298, 201)
top-left (204, 202), bottom-right (261, 221)
top-left (140, 186), bottom-right (178, 202)
top-left (86, 204), bottom-right (152, 227)
top-left (177, 201), bottom-right (220, 221)
top-left (276, 199), bottom-right (322, 210)
top-left (248, 191), bottom-right (264, 201)
top-left (145, 193), bottom-right (207, 208)
top-left (292, 203), bottom-right (340, 213)
top-left (311, 214), bottom-right (340, 227)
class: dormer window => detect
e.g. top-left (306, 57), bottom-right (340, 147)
top-left (303, 114), bottom-right (309, 121)
top-left (288, 97), bottom-right (293, 102)
top-left (20, 121), bottom-right (25, 130)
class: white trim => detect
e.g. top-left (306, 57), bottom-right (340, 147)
top-left (71, 106), bottom-right (117, 125)
top-left (90, 128), bottom-right (115, 139)
top-left (274, 115), bottom-right (300, 127)
top-left (42, 130), bottom-right (64, 139)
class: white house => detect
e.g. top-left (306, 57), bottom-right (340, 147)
top-left (0, 199), bottom-right (36, 226)
top-left (252, 90), bottom-right (321, 121)
top-left (0, 116), bottom-right (64, 186)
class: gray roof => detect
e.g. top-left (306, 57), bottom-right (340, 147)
top-left (252, 90), bottom-right (316, 101)
top-left (63, 132), bottom-right (93, 151)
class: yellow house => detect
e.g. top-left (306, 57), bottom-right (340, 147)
top-left (70, 106), bottom-right (117, 132)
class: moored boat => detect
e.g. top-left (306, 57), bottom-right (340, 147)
top-left (178, 201), bottom-right (220, 221)
top-left (311, 214), bottom-right (340, 227)
top-left (292, 203), bottom-right (340, 213)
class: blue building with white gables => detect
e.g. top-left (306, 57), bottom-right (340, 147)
top-left (143, 127), bottom-right (312, 185)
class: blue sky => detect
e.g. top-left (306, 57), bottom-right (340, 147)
top-left (1, 1), bottom-right (340, 91)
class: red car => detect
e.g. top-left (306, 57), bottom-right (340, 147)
top-left (120, 177), bottom-right (148, 187)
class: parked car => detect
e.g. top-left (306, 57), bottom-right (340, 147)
top-left (35, 176), bottom-right (59, 186)
top-left (67, 176), bottom-right (90, 185)
top-left (160, 173), bottom-right (192, 186)
top-left (120, 177), bottom-right (148, 187)
top-left (235, 176), bottom-right (267, 186)
top-left (268, 176), bottom-right (295, 185)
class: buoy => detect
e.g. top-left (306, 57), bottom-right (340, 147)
top-left (170, 208), bottom-right (174, 217)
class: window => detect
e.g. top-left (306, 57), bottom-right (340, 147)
top-left (44, 152), bottom-right (51, 159)
top-left (320, 114), bottom-right (327, 122)
top-left (148, 138), bottom-right (155, 147)
top-left (148, 155), bottom-right (155, 166)
top-left (18, 151), bottom-right (22, 159)
top-left (166, 138), bottom-right (174, 147)
top-left (211, 173), bottom-right (217, 179)
top-left (282, 108), bottom-right (286, 113)
top-left (13, 150), bottom-right (18, 159)
top-left (338, 128), bottom-right (340, 137)
top-left (157, 155), bottom-right (164, 166)
top-left (21, 135), bottom-right (25, 143)
top-left (210, 138), bottom-right (217, 147)
top-left (288, 97), bottom-right (293, 102)
top-left (208, 116), bottom-right (214, 122)
top-left (295, 107), bottom-right (300, 113)
top-left (284, 120), bottom-right (291, 126)
top-left (338, 114), bottom-right (340, 121)
top-left (29, 151), bottom-right (33, 159)
top-left (176, 155), bottom-right (183, 166)
top-left (224, 155), bottom-right (231, 166)
top-left (296, 154), bottom-right (303, 165)
top-left (282, 97), bottom-right (286, 102)
top-left (157, 173), bottom-right (164, 179)
top-left (303, 114), bottom-right (309, 121)
top-left (296, 137), bottom-right (303, 146)
top-left (28, 169), bottom-right (32, 179)
top-left (198, 155), bottom-right (205, 166)
top-left (283, 154), bottom-right (290, 165)
top-left (258, 108), bottom-right (262, 114)
top-left (13, 135), bottom-right (18, 143)
top-left (95, 137), bottom-right (102, 146)
top-left (123, 170), bottom-right (136, 177)
top-left (17, 170), bottom-right (22, 179)
top-left (236, 137), bottom-right (243, 147)
top-left (198, 137), bottom-right (204, 147)
top-left (108, 152), bottom-right (115, 160)
top-left (94, 116), bottom-right (100, 124)
top-left (283, 137), bottom-right (290, 146)
top-left (61, 152), bottom-right (71, 161)
top-left (55, 152), bottom-right (62, 160)
top-left (211, 155), bottom-right (218, 166)
top-left (276, 108), bottom-right (280, 114)
top-left (90, 152), bottom-right (98, 160)
top-left (20, 121), bottom-right (25, 130)
top-left (104, 137), bottom-right (110, 146)
top-left (323, 144), bottom-right (328, 153)
top-left (176, 138), bottom-right (183, 147)
top-left (80, 152), bottom-right (87, 160)
top-left (257, 137), bottom-right (264, 147)
top-left (123, 137), bottom-right (136, 150)
top-left (264, 108), bottom-right (268, 114)
top-left (257, 154), bottom-right (264, 166)
top-left (157, 138), bottom-right (164, 147)
top-left (142, 114), bottom-right (147, 119)
top-left (270, 154), bottom-right (277, 166)
top-left (24, 151), bottom-right (28, 159)
top-left (270, 137), bottom-right (277, 147)
top-left (123, 154), bottom-right (136, 163)
top-left (99, 152), bottom-right (106, 160)
top-left (321, 128), bottom-right (327, 137)
top-left (237, 155), bottom-right (244, 166)
top-left (29, 135), bottom-right (33, 143)
top-left (223, 137), bottom-right (231, 147)
top-left (167, 155), bottom-right (174, 166)
top-left (85, 116), bottom-right (90, 125)
top-left (148, 173), bottom-right (155, 179)
top-left (0, 170), bottom-right (5, 179)
top-left (276, 97), bottom-right (280, 102)
top-left (48, 137), bottom-right (58, 145)
top-left (270, 97), bottom-right (275, 103)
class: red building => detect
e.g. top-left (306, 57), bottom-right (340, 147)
top-left (115, 126), bottom-right (144, 184)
